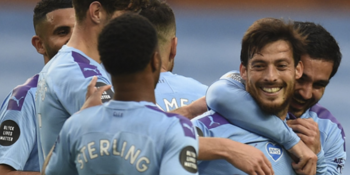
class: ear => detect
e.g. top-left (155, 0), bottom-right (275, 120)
top-left (31, 35), bottom-right (46, 55)
top-left (295, 60), bottom-right (303, 79)
top-left (151, 51), bottom-right (161, 73)
top-left (89, 1), bottom-right (103, 24)
top-left (170, 37), bottom-right (177, 61)
top-left (240, 63), bottom-right (248, 81)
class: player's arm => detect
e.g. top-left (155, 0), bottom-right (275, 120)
top-left (0, 165), bottom-right (39, 175)
top-left (192, 116), bottom-right (274, 175)
top-left (0, 94), bottom-right (39, 175)
top-left (206, 71), bottom-right (300, 149)
top-left (320, 123), bottom-right (346, 174)
top-left (160, 120), bottom-right (199, 175)
top-left (171, 97), bottom-right (207, 120)
top-left (43, 120), bottom-right (77, 175)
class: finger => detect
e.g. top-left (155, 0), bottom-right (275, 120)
top-left (86, 76), bottom-right (98, 100)
top-left (95, 84), bottom-right (112, 97)
top-left (261, 160), bottom-right (274, 175)
top-left (288, 124), bottom-right (311, 135)
top-left (254, 166), bottom-right (265, 175)
top-left (292, 157), bottom-right (307, 171)
top-left (262, 155), bottom-right (274, 174)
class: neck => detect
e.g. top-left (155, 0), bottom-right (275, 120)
top-left (66, 22), bottom-right (101, 63)
top-left (112, 72), bottom-right (156, 103)
top-left (275, 107), bottom-right (289, 120)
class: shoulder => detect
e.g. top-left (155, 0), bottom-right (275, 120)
top-left (192, 110), bottom-right (230, 130)
top-left (4, 74), bottom-right (39, 112)
top-left (145, 105), bottom-right (197, 139)
top-left (163, 72), bottom-right (207, 89)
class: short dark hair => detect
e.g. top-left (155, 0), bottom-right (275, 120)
top-left (139, 1), bottom-right (176, 44)
top-left (72, 0), bottom-right (150, 23)
top-left (294, 21), bottom-right (341, 79)
top-left (33, 0), bottom-right (73, 33)
top-left (98, 13), bottom-right (158, 75)
top-left (241, 18), bottom-right (307, 67)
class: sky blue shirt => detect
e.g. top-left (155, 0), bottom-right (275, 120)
top-left (192, 110), bottom-right (296, 175)
top-left (0, 75), bottom-right (39, 171)
top-left (155, 72), bottom-right (207, 111)
top-left (207, 70), bottom-right (346, 174)
top-left (35, 45), bottom-right (113, 168)
top-left (45, 101), bottom-right (199, 175)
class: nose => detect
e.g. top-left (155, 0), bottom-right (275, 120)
top-left (264, 66), bottom-right (278, 82)
top-left (298, 83), bottom-right (313, 100)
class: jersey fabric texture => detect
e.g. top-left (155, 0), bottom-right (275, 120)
top-left (155, 72), bottom-right (207, 112)
top-left (192, 110), bottom-right (296, 175)
top-left (45, 101), bottom-right (199, 175)
top-left (0, 75), bottom-right (39, 171)
top-left (35, 45), bottom-right (112, 169)
top-left (208, 70), bottom-right (346, 174)
top-left (206, 70), bottom-right (300, 150)
top-left (289, 104), bottom-right (346, 174)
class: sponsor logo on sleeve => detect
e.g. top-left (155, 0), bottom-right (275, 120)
top-left (265, 142), bottom-right (283, 162)
top-left (221, 72), bottom-right (244, 84)
top-left (179, 146), bottom-right (198, 173)
top-left (95, 82), bottom-right (114, 103)
top-left (334, 158), bottom-right (344, 173)
top-left (0, 120), bottom-right (20, 146)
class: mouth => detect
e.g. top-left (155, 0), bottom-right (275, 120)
top-left (292, 97), bottom-right (306, 104)
top-left (261, 87), bottom-right (282, 93)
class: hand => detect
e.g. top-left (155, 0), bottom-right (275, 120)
top-left (171, 96), bottom-right (207, 119)
top-left (287, 118), bottom-right (321, 154)
top-left (288, 141), bottom-right (317, 175)
top-left (80, 76), bottom-right (112, 110)
top-left (198, 137), bottom-right (274, 175)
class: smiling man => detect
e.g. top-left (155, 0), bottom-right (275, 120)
top-left (206, 21), bottom-right (345, 174)
top-left (0, 0), bottom-right (75, 174)
top-left (192, 18), bottom-right (317, 175)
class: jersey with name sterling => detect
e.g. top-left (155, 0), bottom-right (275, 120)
top-left (45, 101), bottom-right (199, 175)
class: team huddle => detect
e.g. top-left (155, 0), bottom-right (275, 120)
top-left (0, 0), bottom-right (346, 175)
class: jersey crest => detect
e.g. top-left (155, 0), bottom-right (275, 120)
top-left (265, 142), bottom-right (283, 162)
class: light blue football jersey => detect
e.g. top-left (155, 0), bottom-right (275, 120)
top-left (207, 70), bottom-right (346, 174)
top-left (192, 110), bottom-right (296, 175)
top-left (289, 104), bottom-right (346, 174)
top-left (35, 45), bottom-right (113, 168)
top-left (45, 101), bottom-right (199, 175)
top-left (206, 70), bottom-right (300, 150)
top-left (155, 72), bottom-right (207, 111)
top-left (0, 75), bottom-right (39, 171)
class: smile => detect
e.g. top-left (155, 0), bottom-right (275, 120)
top-left (293, 97), bottom-right (306, 104)
top-left (262, 87), bottom-right (281, 93)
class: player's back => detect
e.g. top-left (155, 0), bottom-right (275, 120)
top-left (192, 111), bottom-right (296, 175)
top-left (46, 101), bottom-right (198, 175)
top-left (35, 45), bottom-right (112, 167)
top-left (0, 75), bottom-right (39, 171)
top-left (155, 72), bottom-right (207, 111)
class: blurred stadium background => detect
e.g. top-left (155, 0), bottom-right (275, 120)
top-left (0, 0), bottom-right (349, 173)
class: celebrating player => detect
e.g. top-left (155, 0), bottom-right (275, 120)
top-left (35, 0), bottom-right (150, 169)
top-left (193, 18), bottom-right (319, 174)
top-left (0, 0), bottom-right (74, 174)
top-left (138, 2), bottom-right (207, 112)
top-left (206, 21), bottom-right (345, 174)
top-left (43, 13), bottom-right (199, 175)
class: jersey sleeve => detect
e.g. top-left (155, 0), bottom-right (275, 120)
top-left (322, 125), bottom-right (346, 174)
top-left (45, 119), bottom-right (77, 175)
top-left (55, 72), bottom-right (112, 116)
top-left (160, 120), bottom-right (199, 175)
top-left (0, 92), bottom-right (37, 171)
top-left (206, 71), bottom-right (300, 150)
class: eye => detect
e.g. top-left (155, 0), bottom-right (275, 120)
top-left (57, 29), bottom-right (69, 36)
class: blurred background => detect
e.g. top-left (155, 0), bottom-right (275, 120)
top-left (0, 0), bottom-right (349, 173)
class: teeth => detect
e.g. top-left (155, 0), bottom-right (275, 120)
top-left (293, 97), bottom-right (305, 104)
top-left (262, 87), bottom-right (281, 93)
